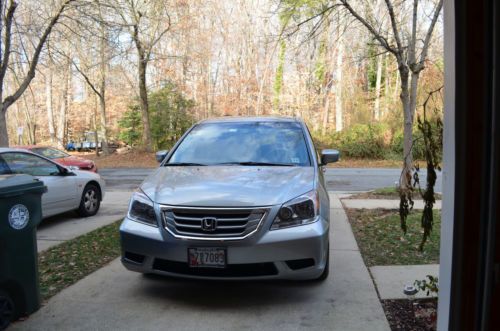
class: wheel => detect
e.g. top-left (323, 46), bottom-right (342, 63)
top-left (315, 247), bottom-right (330, 281)
top-left (0, 290), bottom-right (14, 331)
top-left (76, 183), bottom-right (101, 217)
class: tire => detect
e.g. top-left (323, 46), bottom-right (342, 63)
top-left (76, 183), bottom-right (101, 217)
top-left (0, 290), bottom-right (14, 331)
top-left (315, 247), bottom-right (330, 281)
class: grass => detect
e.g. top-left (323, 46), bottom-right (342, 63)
top-left (328, 158), bottom-right (405, 168)
top-left (372, 187), bottom-right (399, 195)
top-left (38, 221), bottom-right (121, 301)
top-left (345, 209), bottom-right (440, 266)
top-left (348, 187), bottom-right (442, 200)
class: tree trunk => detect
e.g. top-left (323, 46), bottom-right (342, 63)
top-left (399, 67), bottom-right (413, 190)
top-left (93, 97), bottom-right (100, 157)
top-left (98, 95), bottom-right (109, 155)
top-left (138, 58), bottom-right (152, 151)
top-left (45, 68), bottom-right (56, 143)
top-left (335, 39), bottom-right (344, 132)
top-left (56, 61), bottom-right (70, 149)
top-left (394, 69), bottom-right (400, 102)
top-left (0, 109), bottom-right (9, 146)
top-left (98, 25), bottom-right (109, 155)
top-left (409, 71), bottom-right (419, 127)
top-left (322, 92), bottom-right (330, 134)
top-left (383, 54), bottom-right (390, 116)
top-left (374, 54), bottom-right (383, 120)
top-left (273, 40), bottom-right (286, 114)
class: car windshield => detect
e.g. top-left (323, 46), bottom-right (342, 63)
top-left (31, 147), bottom-right (69, 159)
top-left (167, 121), bottom-right (311, 166)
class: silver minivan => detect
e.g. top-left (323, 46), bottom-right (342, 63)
top-left (120, 117), bottom-right (339, 280)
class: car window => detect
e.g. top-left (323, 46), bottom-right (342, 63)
top-left (168, 121), bottom-right (311, 166)
top-left (0, 155), bottom-right (12, 174)
top-left (1, 152), bottom-right (60, 176)
top-left (31, 147), bottom-right (69, 159)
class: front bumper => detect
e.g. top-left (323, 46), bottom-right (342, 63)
top-left (120, 206), bottom-right (329, 280)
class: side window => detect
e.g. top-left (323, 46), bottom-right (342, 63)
top-left (1, 152), bottom-right (60, 176)
top-left (0, 155), bottom-right (12, 174)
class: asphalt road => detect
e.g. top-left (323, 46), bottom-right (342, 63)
top-left (100, 167), bottom-right (443, 192)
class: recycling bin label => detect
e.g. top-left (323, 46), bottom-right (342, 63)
top-left (8, 204), bottom-right (30, 230)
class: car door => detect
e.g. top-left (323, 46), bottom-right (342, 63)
top-left (0, 152), bottom-right (77, 217)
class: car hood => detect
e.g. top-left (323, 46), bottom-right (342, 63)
top-left (55, 156), bottom-right (93, 167)
top-left (140, 166), bottom-right (316, 207)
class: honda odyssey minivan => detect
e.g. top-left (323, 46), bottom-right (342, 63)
top-left (120, 117), bottom-right (339, 280)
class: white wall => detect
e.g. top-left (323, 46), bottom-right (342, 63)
top-left (437, 0), bottom-right (455, 330)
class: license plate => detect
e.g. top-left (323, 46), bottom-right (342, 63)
top-left (188, 248), bottom-right (226, 268)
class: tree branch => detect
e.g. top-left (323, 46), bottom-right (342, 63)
top-left (0, 0), bottom-right (17, 87)
top-left (408, 0), bottom-right (418, 66)
top-left (383, 0), bottom-right (404, 57)
top-left (2, 0), bottom-right (75, 111)
top-left (416, 0), bottom-right (443, 71)
top-left (146, 15), bottom-right (171, 61)
top-left (72, 60), bottom-right (102, 99)
top-left (339, 0), bottom-right (397, 55)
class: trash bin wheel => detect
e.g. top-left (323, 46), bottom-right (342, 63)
top-left (0, 290), bottom-right (14, 330)
top-left (76, 183), bottom-right (101, 217)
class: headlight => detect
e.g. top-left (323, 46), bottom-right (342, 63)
top-left (128, 190), bottom-right (157, 226)
top-left (68, 165), bottom-right (80, 170)
top-left (270, 190), bottom-right (319, 230)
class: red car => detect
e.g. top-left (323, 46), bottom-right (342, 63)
top-left (15, 146), bottom-right (98, 173)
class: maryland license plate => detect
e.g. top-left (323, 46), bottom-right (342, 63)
top-left (188, 247), bottom-right (226, 268)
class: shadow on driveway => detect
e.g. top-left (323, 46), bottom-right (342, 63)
top-left (139, 273), bottom-right (321, 309)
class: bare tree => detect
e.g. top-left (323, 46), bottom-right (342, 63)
top-left (111, 0), bottom-right (171, 151)
top-left (338, 0), bottom-right (443, 188)
top-left (0, 0), bottom-right (74, 146)
top-left (334, 21), bottom-right (344, 132)
top-left (45, 57), bottom-right (56, 143)
top-left (72, 3), bottom-right (113, 155)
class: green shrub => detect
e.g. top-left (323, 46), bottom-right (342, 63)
top-left (328, 123), bottom-right (390, 159)
top-left (312, 121), bottom-right (442, 161)
top-left (390, 126), bottom-right (442, 160)
top-left (118, 105), bottom-right (142, 146)
top-left (118, 83), bottom-right (195, 150)
top-left (149, 83), bottom-right (195, 150)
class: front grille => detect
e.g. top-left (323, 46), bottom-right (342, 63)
top-left (161, 206), bottom-right (267, 240)
top-left (152, 258), bottom-right (278, 277)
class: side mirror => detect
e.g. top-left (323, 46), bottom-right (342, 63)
top-left (155, 150), bottom-right (169, 163)
top-left (320, 149), bottom-right (340, 165)
top-left (59, 167), bottom-right (76, 176)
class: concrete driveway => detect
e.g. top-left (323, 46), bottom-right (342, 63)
top-left (13, 194), bottom-right (390, 331)
top-left (37, 191), bottom-right (132, 252)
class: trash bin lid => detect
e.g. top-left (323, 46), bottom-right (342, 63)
top-left (0, 174), bottom-right (46, 197)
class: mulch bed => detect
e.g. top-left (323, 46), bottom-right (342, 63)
top-left (382, 298), bottom-right (437, 331)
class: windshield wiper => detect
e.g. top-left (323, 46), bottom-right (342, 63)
top-left (216, 161), bottom-right (297, 166)
top-left (164, 162), bottom-right (207, 166)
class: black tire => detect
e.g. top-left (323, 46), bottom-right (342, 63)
top-left (315, 248), bottom-right (330, 281)
top-left (76, 183), bottom-right (101, 217)
top-left (0, 290), bottom-right (14, 331)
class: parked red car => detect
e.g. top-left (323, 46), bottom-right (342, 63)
top-left (15, 146), bottom-right (98, 172)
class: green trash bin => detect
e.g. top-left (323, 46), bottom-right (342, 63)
top-left (0, 174), bottom-right (46, 329)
